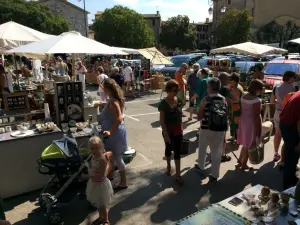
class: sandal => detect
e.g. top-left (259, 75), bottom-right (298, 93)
top-left (240, 165), bottom-right (253, 171)
top-left (91, 218), bottom-right (102, 225)
top-left (175, 176), bottom-right (184, 185)
top-left (235, 163), bottom-right (241, 169)
top-left (165, 166), bottom-right (172, 176)
top-left (221, 155), bottom-right (231, 162)
top-left (113, 185), bottom-right (128, 191)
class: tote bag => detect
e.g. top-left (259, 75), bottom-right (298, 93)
top-left (248, 138), bottom-right (264, 165)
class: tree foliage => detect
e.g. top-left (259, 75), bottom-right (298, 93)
top-left (215, 9), bottom-right (252, 47)
top-left (0, 0), bottom-right (69, 35)
top-left (256, 21), bottom-right (300, 47)
top-left (93, 6), bottom-right (154, 48)
top-left (160, 15), bottom-right (197, 51)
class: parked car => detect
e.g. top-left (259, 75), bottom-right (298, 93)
top-left (160, 54), bottom-right (203, 78)
top-left (263, 60), bottom-right (300, 87)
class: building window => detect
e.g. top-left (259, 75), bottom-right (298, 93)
top-left (152, 19), bottom-right (155, 26)
top-left (228, 0), bottom-right (231, 5)
top-left (251, 8), bottom-right (254, 16)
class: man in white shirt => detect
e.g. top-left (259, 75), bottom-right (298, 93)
top-left (76, 60), bottom-right (87, 92)
top-left (97, 66), bottom-right (108, 102)
top-left (123, 63), bottom-right (135, 97)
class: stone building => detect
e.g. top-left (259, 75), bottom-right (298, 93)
top-left (254, 0), bottom-right (300, 28)
top-left (193, 18), bottom-right (213, 48)
top-left (39, 0), bottom-right (89, 37)
top-left (212, 0), bottom-right (254, 31)
top-left (142, 11), bottom-right (162, 47)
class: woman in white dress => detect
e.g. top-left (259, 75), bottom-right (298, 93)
top-left (76, 60), bottom-right (87, 92)
top-left (97, 66), bottom-right (108, 102)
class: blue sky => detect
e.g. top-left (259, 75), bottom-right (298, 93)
top-left (68, 0), bottom-right (211, 24)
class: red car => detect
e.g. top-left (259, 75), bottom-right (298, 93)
top-left (263, 60), bottom-right (300, 87)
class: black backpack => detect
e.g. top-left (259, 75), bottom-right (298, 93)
top-left (206, 95), bottom-right (228, 131)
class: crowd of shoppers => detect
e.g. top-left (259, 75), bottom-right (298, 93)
top-left (159, 62), bottom-right (300, 189)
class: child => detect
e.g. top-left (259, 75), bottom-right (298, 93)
top-left (84, 136), bottom-right (113, 225)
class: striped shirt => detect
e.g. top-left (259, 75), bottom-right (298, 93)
top-left (201, 93), bottom-right (226, 130)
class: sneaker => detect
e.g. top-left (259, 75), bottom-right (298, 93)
top-left (273, 153), bottom-right (281, 162)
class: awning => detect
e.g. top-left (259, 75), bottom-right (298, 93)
top-left (0, 21), bottom-right (53, 53)
top-left (138, 47), bottom-right (173, 65)
top-left (210, 42), bottom-right (287, 56)
top-left (288, 38), bottom-right (300, 44)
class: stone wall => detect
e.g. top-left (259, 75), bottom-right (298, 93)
top-left (41, 0), bottom-right (88, 36)
top-left (144, 17), bottom-right (161, 47)
top-left (254, 0), bottom-right (300, 27)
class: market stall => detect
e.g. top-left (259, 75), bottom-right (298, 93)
top-left (0, 21), bottom-right (53, 60)
top-left (210, 42), bottom-right (287, 56)
top-left (0, 31), bottom-right (124, 198)
top-left (177, 184), bottom-right (300, 225)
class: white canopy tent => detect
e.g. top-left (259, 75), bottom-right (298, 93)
top-left (0, 21), bottom-right (53, 54)
top-left (7, 31), bottom-right (125, 55)
top-left (288, 38), bottom-right (300, 44)
top-left (112, 46), bottom-right (140, 55)
top-left (8, 31), bottom-right (126, 76)
top-left (138, 47), bottom-right (173, 65)
top-left (210, 42), bottom-right (287, 56)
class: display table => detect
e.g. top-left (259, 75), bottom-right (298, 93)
top-left (0, 130), bottom-right (63, 198)
top-left (219, 184), bottom-right (300, 224)
top-left (177, 185), bottom-right (300, 225)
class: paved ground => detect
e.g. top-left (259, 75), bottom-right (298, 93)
top-left (4, 87), bottom-right (283, 225)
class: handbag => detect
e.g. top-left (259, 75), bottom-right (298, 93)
top-left (248, 137), bottom-right (264, 165)
top-left (181, 138), bottom-right (190, 155)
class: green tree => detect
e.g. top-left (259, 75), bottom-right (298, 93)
top-left (93, 6), bottom-right (154, 48)
top-left (160, 15), bottom-right (197, 51)
top-left (215, 9), bottom-right (252, 47)
top-left (256, 21), bottom-right (300, 48)
top-left (0, 0), bottom-right (69, 35)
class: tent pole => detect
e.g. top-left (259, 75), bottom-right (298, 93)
top-left (72, 54), bottom-right (76, 80)
top-left (13, 53), bottom-right (20, 89)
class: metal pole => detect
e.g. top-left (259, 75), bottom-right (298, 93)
top-left (83, 0), bottom-right (88, 37)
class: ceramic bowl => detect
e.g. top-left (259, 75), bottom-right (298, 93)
top-left (70, 127), bottom-right (77, 133)
top-left (61, 123), bottom-right (69, 129)
top-left (69, 120), bottom-right (77, 127)
top-left (62, 127), bottom-right (69, 133)
top-left (19, 126), bottom-right (28, 134)
top-left (48, 124), bottom-right (57, 131)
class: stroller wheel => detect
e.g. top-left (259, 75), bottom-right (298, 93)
top-left (48, 209), bottom-right (61, 225)
top-left (39, 193), bottom-right (53, 210)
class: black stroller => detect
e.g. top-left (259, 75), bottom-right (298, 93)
top-left (37, 135), bottom-right (92, 224)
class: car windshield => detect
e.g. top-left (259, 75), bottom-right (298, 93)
top-left (263, 63), bottom-right (299, 76)
top-left (170, 56), bottom-right (190, 67)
